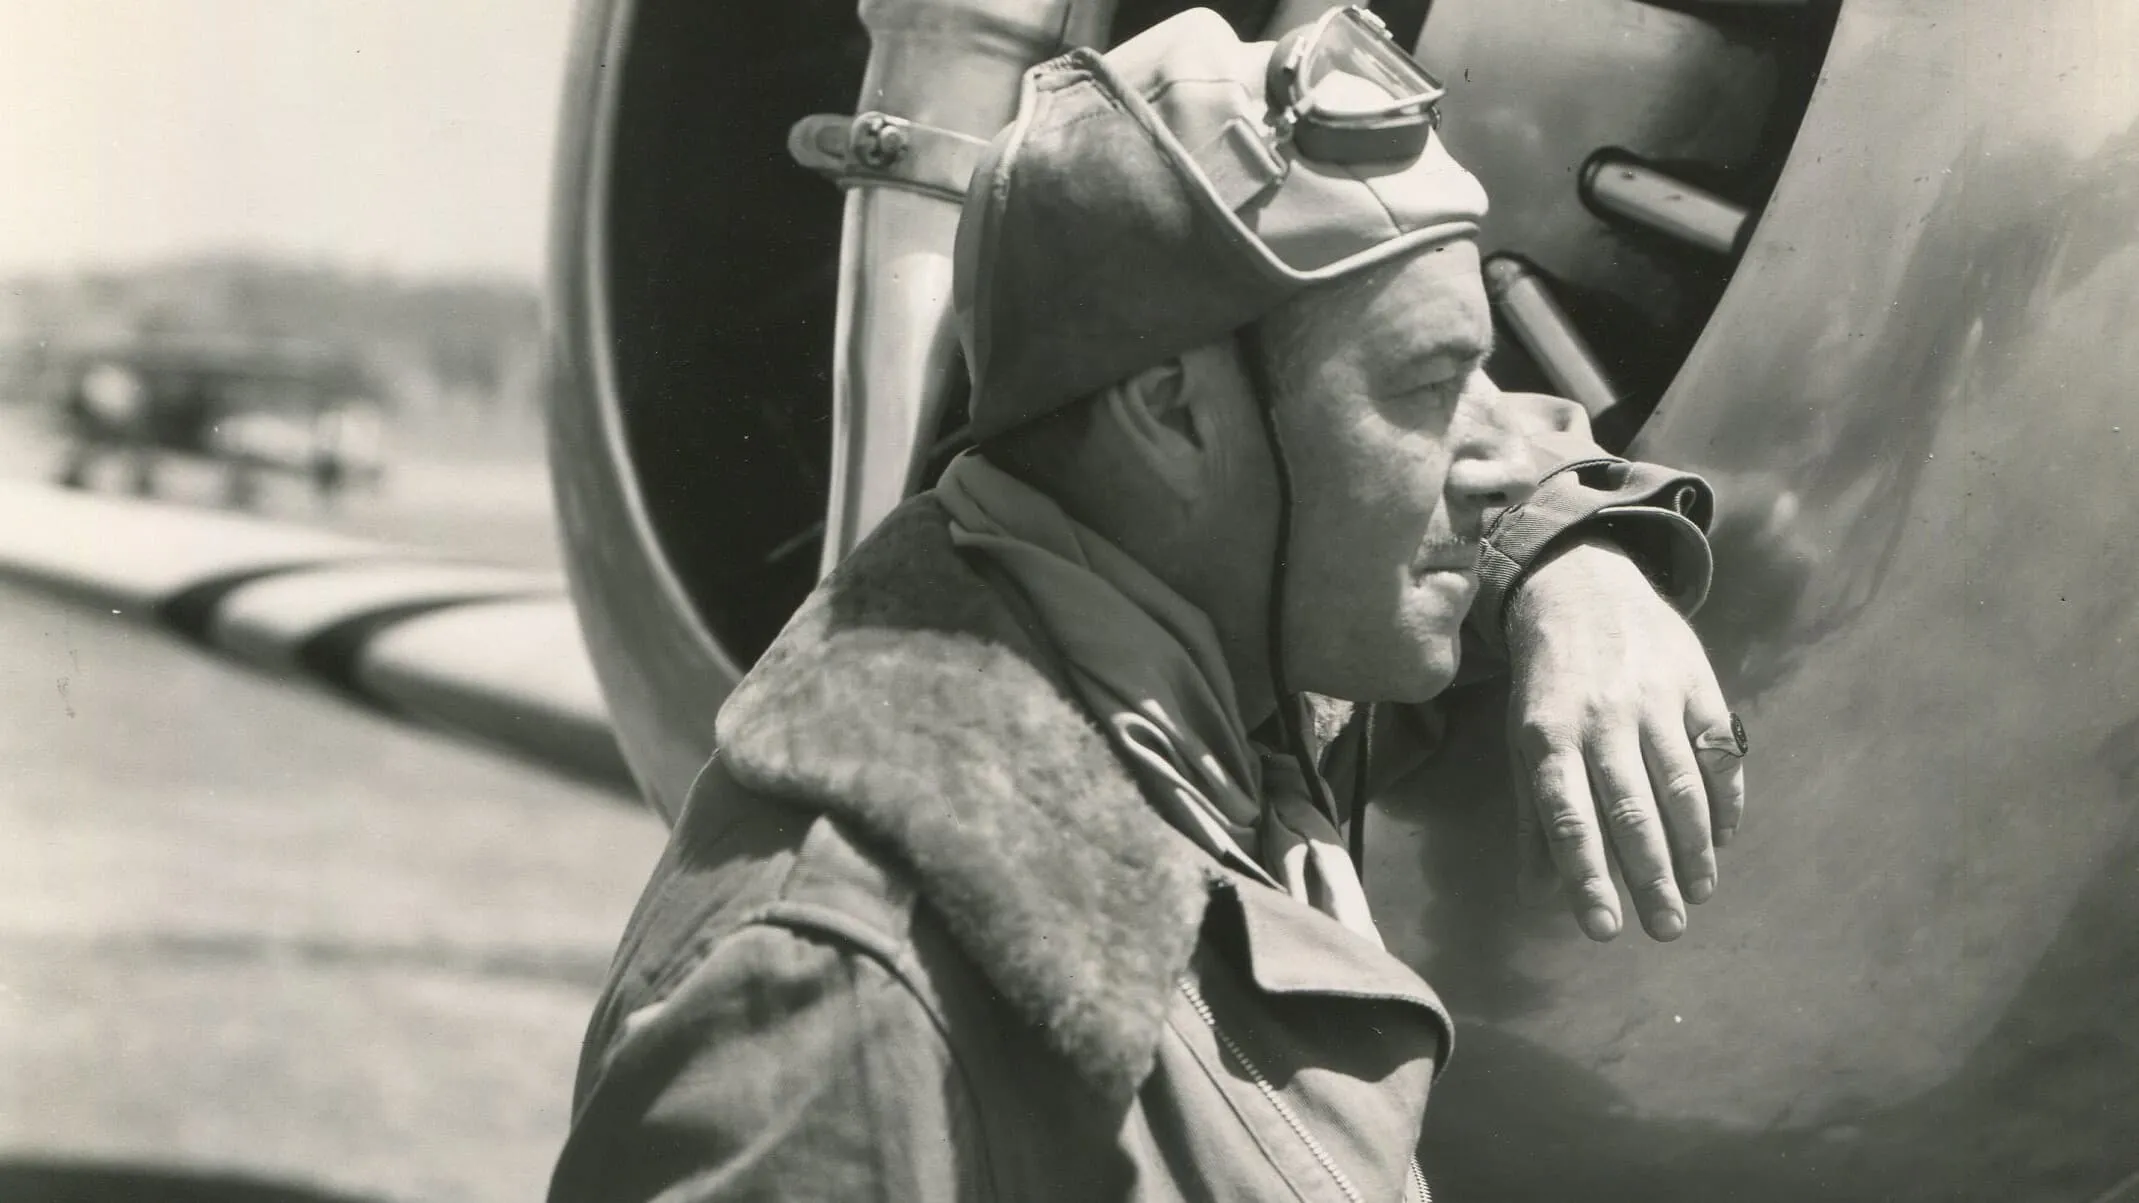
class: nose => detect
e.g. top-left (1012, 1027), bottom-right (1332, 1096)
top-left (1443, 380), bottom-right (1540, 524)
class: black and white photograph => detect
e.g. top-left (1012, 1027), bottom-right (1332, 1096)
top-left (1, 2), bottom-right (2133, 1201)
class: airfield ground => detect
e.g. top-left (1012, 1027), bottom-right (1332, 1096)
top-left (0, 403), bottom-right (665, 1203)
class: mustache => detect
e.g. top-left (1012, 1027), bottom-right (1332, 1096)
top-left (1415, 534), bottom-right (1483, 570)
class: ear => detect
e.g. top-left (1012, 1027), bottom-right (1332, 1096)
top-left (1100, 343), bottom-right (1239, 504)
top-left (1098, 355), bottom-right (1198, 502)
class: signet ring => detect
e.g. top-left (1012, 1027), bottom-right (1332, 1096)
top-left (1694, 712), bottom-right (1749, 759)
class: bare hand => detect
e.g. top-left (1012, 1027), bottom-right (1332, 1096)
top-left (1503, 534), bottom-right (1746, 942)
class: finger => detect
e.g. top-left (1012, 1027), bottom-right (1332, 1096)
top-left (1588, 732), bottom-right (1686, 941)
top-left (1641, 713), bottom-right (1716, 905)
top-left (1686, 700), bottom-right (1749, 844)
top-left (1703, 754), bottom-right (1747, 846)
top-left (1516, 727), bottom-right (1621, 941)
top-left (1510, 760), bottom-right (1559, 907)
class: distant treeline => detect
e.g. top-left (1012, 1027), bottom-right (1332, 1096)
top-left (0, 254), bottom-right (543, 412)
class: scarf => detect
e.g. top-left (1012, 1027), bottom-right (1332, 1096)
top-left (935, 453), bottom-right (1381, 946)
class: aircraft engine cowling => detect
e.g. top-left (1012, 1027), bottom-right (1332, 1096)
top-left (545, 0), bottom-right (2139, 1196)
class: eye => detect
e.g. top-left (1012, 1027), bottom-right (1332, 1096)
top-left (1403, 356), bottom-right (1480, 406)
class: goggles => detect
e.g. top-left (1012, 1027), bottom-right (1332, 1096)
top-left (1265, 6), bottom-right (1445, 164)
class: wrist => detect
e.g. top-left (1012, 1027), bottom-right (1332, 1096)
top-left (1506, 532), bottom-right (1653, 634)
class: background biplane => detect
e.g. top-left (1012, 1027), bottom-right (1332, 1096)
top-left (45, 335), bottom-right (386, 508)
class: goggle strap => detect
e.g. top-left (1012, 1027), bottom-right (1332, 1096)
top-left (1187, 116), bottom-right (1288, 212)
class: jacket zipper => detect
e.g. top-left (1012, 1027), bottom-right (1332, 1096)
top-left (1178, 979), bottom-right (1432, 1202)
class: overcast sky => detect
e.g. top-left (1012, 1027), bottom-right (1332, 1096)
top-left (0, 0), bottom-right (575, 282)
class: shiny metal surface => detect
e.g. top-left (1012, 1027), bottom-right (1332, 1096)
top-left (2100, 1170), bottom-right (2139, 1203)
top-left (208, 562), bottom-right (550, 674)
top-left (787, 111), bottom-right (995, 203)
top-left (1483, 252), bottom-right (1620, 417)
top-left (823, 188), bottom-right (965, 576)
top-left (545, 0), bottom-right (757, 817)
top-left (1412, 0), bottom-right (1777, 285)
top-left (355, 597), bottom-right (630, 790)
top-left (820, 0), bottom-right (1114, 575)
top-left (1410, 0), bottom-right (1817, 418)
top-left (1373, 1), bottom-right (2139, 1196)
top-left (1582, 149), bottom-right (1749, 256)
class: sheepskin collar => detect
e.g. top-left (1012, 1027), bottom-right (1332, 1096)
top-left (714, 494), bottom-right (1213, 1103)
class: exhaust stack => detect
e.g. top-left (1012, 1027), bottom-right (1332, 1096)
top-left (798, 0), bottom-right (1116, 578)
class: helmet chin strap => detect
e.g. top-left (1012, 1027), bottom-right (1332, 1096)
top-left (1235, 329), bottom-right (1371, 873)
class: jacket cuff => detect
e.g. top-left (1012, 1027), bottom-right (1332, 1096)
top-left (1469, 457), bottom-right (1716, 657)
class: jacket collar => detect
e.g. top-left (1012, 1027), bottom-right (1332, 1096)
top-left (714, 495), bottom-right (1213, 1103)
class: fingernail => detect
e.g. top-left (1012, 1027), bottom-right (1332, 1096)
top-left (1581, 907), bottom-right (1620, 941)
top-left (1651, 909), bottom-right (1686, 940)
top-left (1687, 875), bottom-right (1715, 904)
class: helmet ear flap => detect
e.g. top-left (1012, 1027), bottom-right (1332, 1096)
top-left (1235, 322), bottom-right (1345, 833)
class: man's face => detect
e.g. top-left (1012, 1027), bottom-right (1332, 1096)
top-left (1259, 241), bottom-right (1535, 702)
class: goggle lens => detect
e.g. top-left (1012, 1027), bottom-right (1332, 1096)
top-left (1271, 7), bottom-right (1444, 163)
top-left (1301, 10), bottom-right (1441, 116)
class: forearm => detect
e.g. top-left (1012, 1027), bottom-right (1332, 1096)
top-left (1458, 377), bottom-right (1714, 663)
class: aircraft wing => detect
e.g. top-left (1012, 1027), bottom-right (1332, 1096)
top-left (0, 479), bottom-right (635, 798)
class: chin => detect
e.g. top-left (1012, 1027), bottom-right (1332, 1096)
top-left (1297, 585), bottom-right (1470, 702)
top-left (1381, 591), bottom-right (1471, 701)
top-left (1399, 638), bottom-right (1462, 702)
top-left (1322, 631), bottom-right (1461, 705)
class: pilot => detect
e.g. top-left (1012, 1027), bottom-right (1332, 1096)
top-left (551, 8), bottom-right (1747, 1200)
